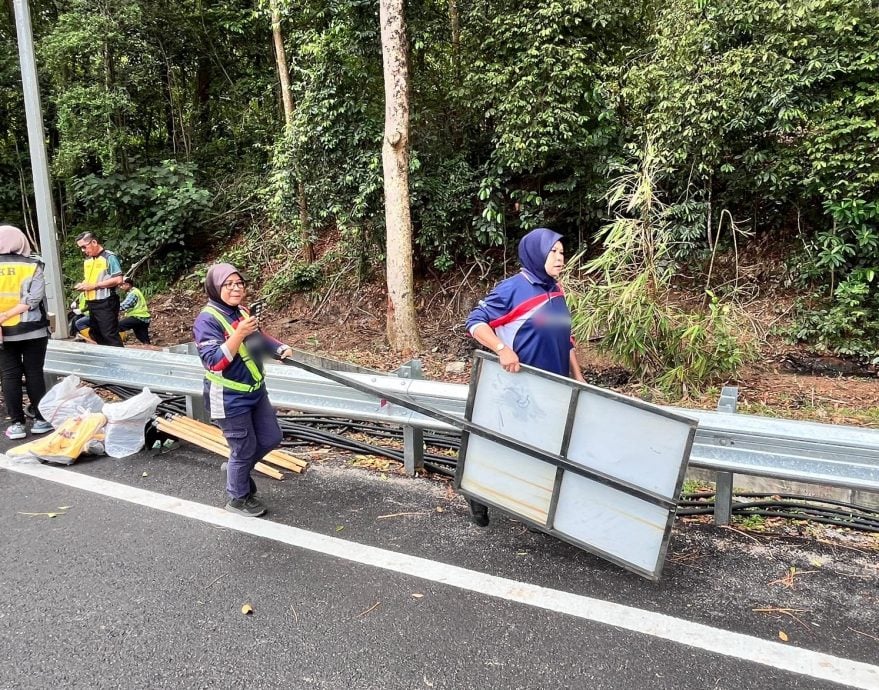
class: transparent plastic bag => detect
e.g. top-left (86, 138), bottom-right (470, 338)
top-left (38, 375), bottom-right (104, 427)
top-left (102, 388), bottom-right (161, 458)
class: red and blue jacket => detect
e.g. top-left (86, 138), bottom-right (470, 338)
top-left (193, 299), bottom-right (285, 419)
top-left (466, 271), bottom-right (574, 377)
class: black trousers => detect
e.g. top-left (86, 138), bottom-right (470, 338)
top-left (119, 316), bottom-right (151, 344)
top-left (0, 336), bottom-right (48, 423)
top-left (87, 294), bottom-right (123, 347)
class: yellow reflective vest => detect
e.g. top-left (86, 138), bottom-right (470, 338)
top-left (0, 255), bottom-right (49, 336)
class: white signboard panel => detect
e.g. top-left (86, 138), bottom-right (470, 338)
top-left (553, 471), bottom-right (670, 573)
top-left (456, 353), bottom-right (697, 580)
top-left (459, 435), bottom-right (556, 525)
top-left (566, 391), bottom-right (693, 499)
top-left (469, 361), bottom-right (573, 454)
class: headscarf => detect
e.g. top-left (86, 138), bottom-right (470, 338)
top-left (0, 224), bottom-right (32, 257)
top-left (518, 227), bottom-right (562, 287)
top-left (205, 262), bottom-right (246, 305)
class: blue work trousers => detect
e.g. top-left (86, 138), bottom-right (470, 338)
top-left (216, 392), bottom-right (283, 500)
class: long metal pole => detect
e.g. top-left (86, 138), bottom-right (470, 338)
top-left (13, 0), bottom-right (69, 337)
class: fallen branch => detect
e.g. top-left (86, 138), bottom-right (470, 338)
top-left (768, 568), bottom-right (817, 589)
top-left (376, 511), bottom-right (427, 520)
top-left (848, 627), bottom-right (879, 643)
top-left (719, 525), bottom-right (764, 544)
top-left (204, 572), bottom-right (228, 589)
top-left (752, 607), bottom-right (813, 633)
top-left (355, 601), bottom-right (381, 619)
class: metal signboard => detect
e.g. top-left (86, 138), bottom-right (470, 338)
top-left (455, 353), bottom-right (697, 580)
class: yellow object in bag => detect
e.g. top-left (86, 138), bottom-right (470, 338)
top-left (8, 413), bottom-right (106, 465)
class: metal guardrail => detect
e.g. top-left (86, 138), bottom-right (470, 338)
top-left (44, 340), bottom-right (464, 432)
top-left (44, 341), bottom-right (879, 519)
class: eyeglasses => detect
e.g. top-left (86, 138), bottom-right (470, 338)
top-left (221, 280), bottom-right (246, 291)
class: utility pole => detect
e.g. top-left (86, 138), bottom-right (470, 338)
top-left (12, 0), bottom-right (68, 337)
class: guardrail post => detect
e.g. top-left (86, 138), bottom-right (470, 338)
top-left (395, 358), bottom-right (424, 474)
top-left (713, 386), bottom-right (739, 525)
top-left (186, 395), bottom-right (208, 422)
top-left (393, 358), bottom-right (423, 379)
top-left (43, 372), bottom-right (63, 392)
top-left (717, 385), bottom-right (739, 413)
top-left (403, 425), bottom-right (424, 475)
top-left (714, 471), bottom-right (734, 526)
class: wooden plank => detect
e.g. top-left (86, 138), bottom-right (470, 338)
top-left (155, 419), bottom-right (285, 481)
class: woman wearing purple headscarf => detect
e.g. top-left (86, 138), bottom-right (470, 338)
top-left (193, 263), bottom-right (293, 517)
top-left (464, 227), bottom-right (585, 525)
top-left (0, 224), bottom-right (54, 440)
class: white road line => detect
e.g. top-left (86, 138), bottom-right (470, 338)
top-left (3, 455), bottom-right (878, 690)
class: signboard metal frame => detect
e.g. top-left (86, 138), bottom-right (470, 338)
top-left (454, 352), bottom-right (697, 581)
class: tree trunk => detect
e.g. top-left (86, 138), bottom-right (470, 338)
top-left (271, 0), bottom-right (314, 262)
top-left (380, 0), bottom-right (422, 352)
top-left (194, 56), bottom-right (212, 147)
top-left (447, 0), bottom-right (463, 147)
top-left (448, 0), bottom-right (460, 71)
top-left (272, 2), bottom-right (295, 128)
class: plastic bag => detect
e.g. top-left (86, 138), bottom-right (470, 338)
top-left (7, 413), bottom-right (106, 465)
top-left (38, 375), bottom-right (104, 427)
top-left (102, 388), bottom-right (162, 458)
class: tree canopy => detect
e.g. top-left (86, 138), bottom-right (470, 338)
top-left (4, 0), bottom-right (878, 359)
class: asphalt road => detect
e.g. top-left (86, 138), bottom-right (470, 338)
top-left (1, 433), bottom-right (878, 690)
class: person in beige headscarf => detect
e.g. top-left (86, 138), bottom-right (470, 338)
top-left (0, 224), bottom-right (53, 439)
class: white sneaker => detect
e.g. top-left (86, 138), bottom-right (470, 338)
top-left (5, 422), bottom-right (26, 440)
top-left (31, 420), bottom-right (53, 435)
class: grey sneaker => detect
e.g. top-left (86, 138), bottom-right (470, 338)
top-left (225, 496), bottom-right (267, 518)
top-left (31, 420), bottom-right (53, 435)
top-left (5, 422), bottom-right (26, 440)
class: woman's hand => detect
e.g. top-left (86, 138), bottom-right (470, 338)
top-left (236, 315), bottom-right (259, 337)
top-left (499, 346), bottom-right (521, 373)
top-left (225, 314), bottom-right (259, 357)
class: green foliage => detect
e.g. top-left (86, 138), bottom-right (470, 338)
top-left (263, 262), bottom-right (323, 303)
top-left (792, 269), bottom-right (879, 360)
top-left (462, 0), bottom-right (628, 238)
top-left (0, 11), bottom-right (28, 225)
top-left (1, 0), bottom-right (878, 362)
top-left (619, 0), bottom-right (879, 354)
top-left (72, 161), bottom-right (212, 279)
top-left (568, 146), bottom-right (754, 396)
top-left (265, 132), bottom-right (304, 244)
top-left (411, 153), bottom-right (480, 270)
top-left (736, 514), bottom-right (767, 531)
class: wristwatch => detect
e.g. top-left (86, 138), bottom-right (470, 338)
top-left (495, 342), bottom-right (506, 352)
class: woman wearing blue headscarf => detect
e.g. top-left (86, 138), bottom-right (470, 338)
top-left (466, 227), bottom-right (585, 379)
top-left (464, 227), bottom-right (585, 525)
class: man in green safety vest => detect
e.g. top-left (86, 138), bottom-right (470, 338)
top-left (118, 276), bottom-right (151, 344)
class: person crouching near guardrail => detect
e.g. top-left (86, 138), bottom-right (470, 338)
top-left (193, 263), bottom-right (293, 517)
top-left (118, 276), bottom-right (151, 344)
top-left (0, 224), bottom-right (54, 439)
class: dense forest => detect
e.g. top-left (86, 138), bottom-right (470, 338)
top-left (3, 0), bottom-right (878, 389)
